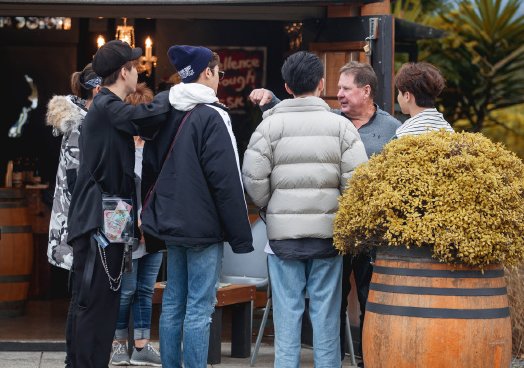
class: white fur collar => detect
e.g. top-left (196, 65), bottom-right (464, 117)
top-left (46, 95), bottom-right (86, 134)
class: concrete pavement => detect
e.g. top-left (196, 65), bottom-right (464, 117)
top-left (0, 343), bottom-right (360, 368)
top-left (2, 347), bottom-right (522, 367)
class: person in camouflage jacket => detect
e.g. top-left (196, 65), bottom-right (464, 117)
top-left (46, 65), bottom-right (101, 271)
top-left (45, 63), bottom-right (100, 368)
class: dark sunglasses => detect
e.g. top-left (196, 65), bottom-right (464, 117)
top-left (217, 70), bottom-right (225, 80)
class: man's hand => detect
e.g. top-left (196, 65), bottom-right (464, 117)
top-left (249, 88), bottom-right (273, 107)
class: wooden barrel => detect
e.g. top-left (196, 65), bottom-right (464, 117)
top-left (0, 188), bottom-right (33, 319)
top-left (363, 246), bottom-right (511, 368)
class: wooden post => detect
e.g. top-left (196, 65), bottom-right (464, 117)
top-left (361, 0), bottom-right (391, 16)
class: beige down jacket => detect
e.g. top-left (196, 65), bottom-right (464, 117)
top-left (242, 96), bottom-right (368, 240)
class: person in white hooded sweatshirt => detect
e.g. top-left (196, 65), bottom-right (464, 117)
top-left (138, 46), bottom-right (253, 368)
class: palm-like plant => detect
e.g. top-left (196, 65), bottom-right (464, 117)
top-left (391, 0), bottom-right (451, 16)
top-left (421, 0), bottom-right (524, 132)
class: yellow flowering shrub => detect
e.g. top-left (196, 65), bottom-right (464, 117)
top-left (334, 130), bottom-right (524, 268)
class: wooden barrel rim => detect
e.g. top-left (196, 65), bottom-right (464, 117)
top-left (373, 265), bottom-right (504, 278)
top-left (375, 245), bottom-right (501, 266)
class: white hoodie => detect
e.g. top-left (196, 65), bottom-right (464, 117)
top-left (169, 82), bottom-right (217, 111)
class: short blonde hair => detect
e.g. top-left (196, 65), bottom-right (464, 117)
top-left (125, 82), bottom-right (154, 106)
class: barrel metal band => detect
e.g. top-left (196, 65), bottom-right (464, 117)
top-left (373, 265), bottom-right (504, 278)
top-left (0, 201), bottom-right (28, 209)
top-left (0, 300), bottom-right (25, 319)
top-left (366, 301), bottom-right (510, 319)
top-left (0, 189), bottom-right (25, 199)
top-left (370, 282), bottom-right (508, 296)
top-left (0, 300), bottom-right (25, 308)
top-left (0, 225), bottom-right (32, 234)
top-left (0, 274), bottom-right (31, 283)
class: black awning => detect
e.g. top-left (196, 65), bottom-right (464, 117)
top-left (0, 0), bottom-right (380, 4)
top-left (395, 18), bottom-right (446, 42)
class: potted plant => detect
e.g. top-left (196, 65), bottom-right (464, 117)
top-left (334, 130), bottom-right (524, 368)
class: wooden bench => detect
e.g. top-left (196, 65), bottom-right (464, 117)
top-left (152, 282), bottom-right (256, 365)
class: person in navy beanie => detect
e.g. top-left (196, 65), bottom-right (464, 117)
top-left (137, 46), bottom-right (253, 368)
top-left (168, 46), bottom-right (212, 83)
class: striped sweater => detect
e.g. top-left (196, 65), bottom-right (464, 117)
top-left (396, 108), bottom-right (454, 138)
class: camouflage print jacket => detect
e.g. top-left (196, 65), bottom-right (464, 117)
top-left (46, 95), bottom-right (87, 270)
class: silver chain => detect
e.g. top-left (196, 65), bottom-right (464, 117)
top-left (97, 242), bottom-right (125, 291)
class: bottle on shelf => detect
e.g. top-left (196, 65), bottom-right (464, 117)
top-left (12, 157), bottom-right (23, 188)
top-left (23, 157), bottom-right (33, 185)
top-left (33, 157), bottom-right (41, 185)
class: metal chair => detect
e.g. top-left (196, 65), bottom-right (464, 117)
top-left (345, 312), bottom-right (356, 366)
top-left (220, 218), bottom-right (269, 364)
top-left (220, 218), bottom-right (269, 288)
top-left (250, 262), bottom-right (271, 366)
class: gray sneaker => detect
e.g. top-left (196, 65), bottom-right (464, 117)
top-left (130, 342), bottom-right (161, 366)
top-left (111, 341), bottom-right (130, 366)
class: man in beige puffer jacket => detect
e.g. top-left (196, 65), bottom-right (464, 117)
top-left (242, 51), bottom-right (368, 368)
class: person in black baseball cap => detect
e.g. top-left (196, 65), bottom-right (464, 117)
top-left (93, 40), bottom-right (142, 78)
top-left (66, 40), bottom-right (172, 368)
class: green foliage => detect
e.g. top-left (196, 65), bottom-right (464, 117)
top-left (392, 0), bottom-right (424, 23)
top-left (391, 0), bottom-right (452, 16)
top-left (460, 103), bottom-right (524, 159)
top-left (334, 130), bottom-right (524, 268)
top-left (421, 0), bottom-right (524, 132)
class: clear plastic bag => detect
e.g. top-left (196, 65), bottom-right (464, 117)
top-left (102, 196), bottom-right (134, 244)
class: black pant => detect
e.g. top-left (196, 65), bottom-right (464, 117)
top-left (65, 272), bottom-right (76, 368)
top-left (340, 253), bottom-right (373, 363)
top-left (69, 232), bottom-right (124, 368)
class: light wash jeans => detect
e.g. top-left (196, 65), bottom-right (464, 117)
top-left (159, 242), bottom-right (223, 368)
top-left (114, 252), bottom-right (163, 340)
top-left (268, 253), bottom-right (343, 368)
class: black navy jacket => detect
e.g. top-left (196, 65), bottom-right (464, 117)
top-left (138, 102), bottom-right (253, 254)
top-left (67, 88), bottom-right (170, 243)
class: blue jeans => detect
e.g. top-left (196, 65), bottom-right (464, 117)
top-left (115, 252), bottom-right (163, 340)
top-left (159, 242), bottom-right (223, 368)
top-left (268, 253), bottom-right (342, 368)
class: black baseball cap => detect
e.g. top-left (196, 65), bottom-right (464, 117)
top-left (92, 40), bottom-right (142, 78)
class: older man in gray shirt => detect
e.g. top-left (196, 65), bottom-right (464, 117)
top-left (249, 61), bottom-right (400, 368)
